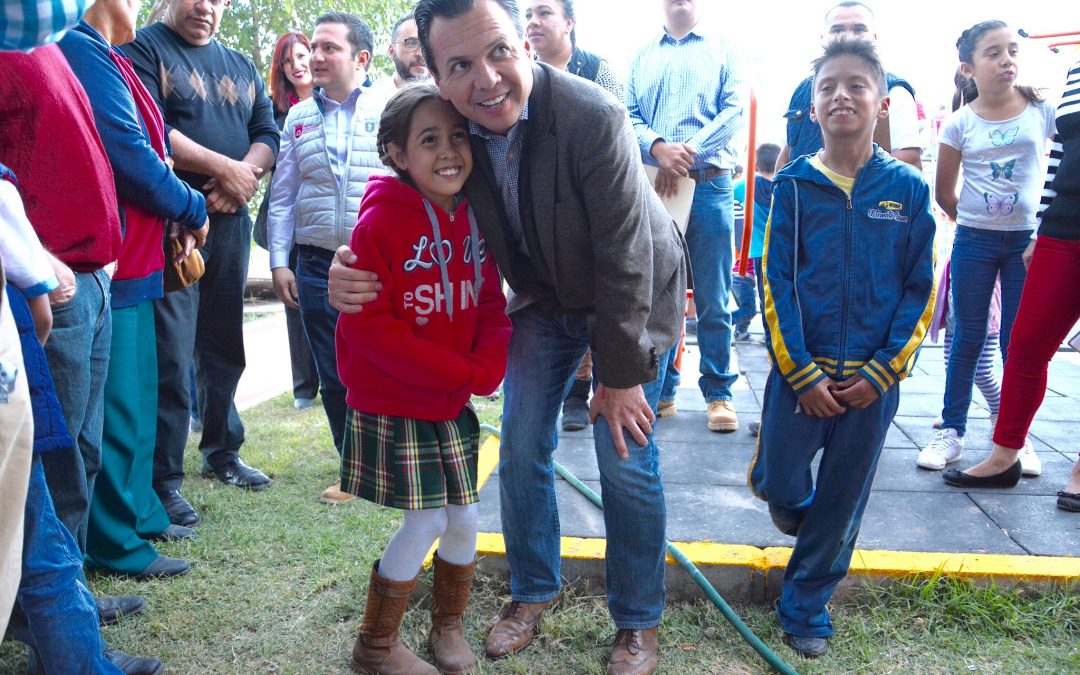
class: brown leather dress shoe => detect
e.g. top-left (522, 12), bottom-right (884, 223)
top-left (607, 628), bottom-right (658, 675)
top-left (483, 597), bottom-right (559, 659)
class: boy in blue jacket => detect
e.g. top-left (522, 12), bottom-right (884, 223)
top-left (748, 37), bottom-right (936, 658)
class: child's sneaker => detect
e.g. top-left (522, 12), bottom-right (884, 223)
top-left (1019, 438), bottom-right (1041, 477)
top-left (917, 428), bottom-right (964, 470)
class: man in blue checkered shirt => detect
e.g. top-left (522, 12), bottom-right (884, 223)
top-left (626, 0), bottom-right (746, 434)
top-left (1, 0), bottom-right (85, 51)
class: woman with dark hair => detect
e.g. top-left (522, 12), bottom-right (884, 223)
top-left (525, 0), bottom-right (623, 100)
top-left (254, 32), bottom-right (322, 417)
top-left (525, 0), bottom-right (623, 431)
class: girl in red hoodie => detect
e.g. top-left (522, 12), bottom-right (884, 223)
top-left (336, 83), bottom-right (511, 675)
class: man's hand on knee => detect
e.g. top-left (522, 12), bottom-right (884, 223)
top-left (590, 384), bottom-right (654, 459)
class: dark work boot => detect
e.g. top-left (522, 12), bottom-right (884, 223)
top-left (561, 379), bottom-right (591, 432)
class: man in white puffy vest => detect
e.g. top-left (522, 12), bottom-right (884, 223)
top-left (267, 11), bottom-right (389, 504)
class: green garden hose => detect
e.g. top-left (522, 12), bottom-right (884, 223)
top-left (478, 423), bottom-right (798, 674)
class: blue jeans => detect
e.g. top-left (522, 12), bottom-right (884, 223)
top-left (661, 174), bottom-right (737, 402)
top-left (7, 457), bottom-right (122, 674)
top-left (731, 273), bottom-right (757, 334)
top-left (295, 246), bottom-right (347, 455)
top-left (748, 371), bottom-right (899, 637)
top-left (499, 303), bottom-right (675, 628)
top-left (39, 269), bottom-right (111, 552)
top-left (941, 226), bottom-right (1029, 436)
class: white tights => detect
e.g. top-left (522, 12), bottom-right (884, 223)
top-left (378, 503), bottom-right (478, 582)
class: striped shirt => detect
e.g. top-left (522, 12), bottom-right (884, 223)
top-left (470, 102), bottom-right (531, 255)
top-left (1, 0), bottom-right (84, 51)
top-left (1038, 60), bottom-right (1080, 241)
top-left (625, 24), bottom-right (744, 170)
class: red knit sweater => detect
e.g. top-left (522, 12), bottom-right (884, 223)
top-left (0, 45), bottom-right (120, 271)
top-left (336, 175), bottom-right (511, 422)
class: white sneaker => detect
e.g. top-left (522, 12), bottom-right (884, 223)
top-left (917, 428), bottom-right (964, 470)
top-left (1019, 438), bottom-right (1042, 477)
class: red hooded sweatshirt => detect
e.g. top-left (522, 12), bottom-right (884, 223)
top-left (336, 175), bottom-right (511, 422)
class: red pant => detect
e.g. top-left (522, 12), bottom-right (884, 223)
top-left (995, 236), bottom-right (1080, 450)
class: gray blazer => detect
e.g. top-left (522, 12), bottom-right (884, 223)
top-left (465, 63), bottom-right (688, 389)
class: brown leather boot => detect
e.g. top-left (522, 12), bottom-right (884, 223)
top-left (428, 555), bottom-right (478, 674)
top-left (350, 562), bottom-right (437, 675)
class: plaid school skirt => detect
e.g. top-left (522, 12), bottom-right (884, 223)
top-left (340, 404), bottom-right (480, 510)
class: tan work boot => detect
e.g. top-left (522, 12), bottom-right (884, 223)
top-left (607, 628), bottom-right (659, 675)
top-left (657, 400), bottom-right (677, 418)
top-left (350, 563), bottom-right (437, 675)
top-left (428, 555), bottom-right (478, 674)
top-left (483, 596), bottom-right (559, 659)
top-left (707, 401), bottom-right (739, 432)
top-left (321, 481), bottom-right (355, 505)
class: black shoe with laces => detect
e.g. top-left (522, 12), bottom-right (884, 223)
top-left (201, 457), bottom-right (270, 490)
top-left (783, 632), bottom-right (829, 659)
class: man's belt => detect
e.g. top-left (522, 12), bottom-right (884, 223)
top-left (686, 167), bottom-right (731, 183)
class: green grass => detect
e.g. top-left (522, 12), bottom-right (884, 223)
top-left (2, 393), bottom-right (1077, 673)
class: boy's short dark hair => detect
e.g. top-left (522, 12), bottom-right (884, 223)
top-left (824, 1), bottom-right (874, 22)
top-left (315, 12), bottom-right (374, 59)
top-left (811, 35), bottom-right (887, 98)
top-left (415, 0), bottom-right (523, 78)
top-left (756, 143), bottom-right (781, 174)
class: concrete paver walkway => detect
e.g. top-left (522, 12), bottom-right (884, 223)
top-left (470, 323), bottom-right (1080, 595)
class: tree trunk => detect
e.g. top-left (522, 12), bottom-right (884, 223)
top-left (249, 0), bottom-right (265, 74)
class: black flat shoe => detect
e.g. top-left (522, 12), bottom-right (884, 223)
top-left (783, 633), bottom-right (829, 658)
top-left (156, 489), bottom-right (200, 527)
top-left (97, 595), bottom-right (146, 626)
top-left (132, 555), bottom-right (190, 580)
top-left (146, 523), bottom-right (196, 542)
top-left (943, 460), bottom-right (1021, 488)
top-left (105, 649), bottom-right (164, 675)
top-left (202, 457), bottom-right (270, 491)
top-left (1057, 491), bottom-right (1080, 512)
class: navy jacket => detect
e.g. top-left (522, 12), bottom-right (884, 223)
top-left (7, 285), bottom-right (73, 455)
top-left (762, 148), bottom-right (936, 396)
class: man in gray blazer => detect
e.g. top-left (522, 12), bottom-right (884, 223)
top-left (329, 1), bottom-right (686, 672)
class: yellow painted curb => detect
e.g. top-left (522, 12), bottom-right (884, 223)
top-left (435, 428), bottom-right (1080, 583)
top-left (472, 534), bottom-right (1079, 583)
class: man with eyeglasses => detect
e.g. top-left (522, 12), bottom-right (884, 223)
top-left (123, 0), bottom-right (279, 514)
top-left (370, 12), bottom-right (430, 103)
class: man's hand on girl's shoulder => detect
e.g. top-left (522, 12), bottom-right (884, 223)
top-left (328, 245), bottom-right (382, 314)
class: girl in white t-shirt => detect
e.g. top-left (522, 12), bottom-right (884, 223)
top-left (919, 20), bottom-right (1055, 476)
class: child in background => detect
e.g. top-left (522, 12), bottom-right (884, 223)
top-left (748, 37), bottom-right (936, 658)
top-left (336, 83), bottom-right (512, 675)
top-left (731, 143), bottom-right (780, 342)
top-left (922, 20), bottom-right (1054, 482)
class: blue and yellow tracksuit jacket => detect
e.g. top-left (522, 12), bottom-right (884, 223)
top-left (762, 148), bottom-right (937, 396)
